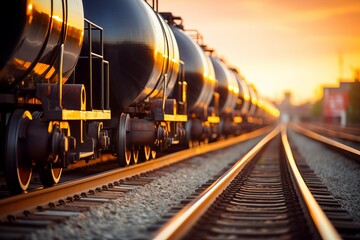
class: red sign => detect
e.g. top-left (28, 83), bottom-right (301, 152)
top-left (323, 89), bottom-right (348, 117)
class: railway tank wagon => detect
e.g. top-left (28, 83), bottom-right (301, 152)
top-left (161, 13), bottom-right (218, 146)
top-left (247, 83), bottom-right (261, 128)
top-left (209, 56), bottom-right (241, 138)
top-left (230, 68), bottom-right (252, 131)
top-left (0, 0), bottom-right (114, 194)
top-left (81, 0), bottom-right (188, 166)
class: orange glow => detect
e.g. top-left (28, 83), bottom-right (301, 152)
top-left (159, 1), bottom-right (360, 105)
top-left (204, 71), bottom-right (216, 84)
top-left (13, 58), bottom-right (56, 80)
top-left (233, 86), bottom-right (240, 94)
top-left (27, 3), bottom-right (33, 24)
top-left (52, 15), bottom-right (62, 23)
top-left (244, 93), bottom-right (250, 102)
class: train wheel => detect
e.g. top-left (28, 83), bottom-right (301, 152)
top-left (185, 120), bottom-right (192, 148)
top-left (4, 109), bottom-right (33, 194)
top-left (31, 114), bottom-right (64, 187)
top-left (144, 145), bottom-right (151, 161)
top-left (151, 150), bottom-right (157, 159)
top-left (38, 164), bottom-right (62, 187)
top-left (190, 140), bottom-right (199, 148)
top-left (132, 147), bottom-right (139, 165)
top-left (138, 145), bottom-right (151, 162)
top-left (117, 113), bottom-right (131, 167)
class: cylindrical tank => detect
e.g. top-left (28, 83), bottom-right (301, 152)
top-left (247, 84), bottom-right (259, 116)
top-left (82, 0), bottom-right (180, 112)
top-left (231, 69), bottom-right (251, 116)
top-left (210, 57), bottom-right (238, 115)
top-left (170, 26), bottom-right (216, 118)
top-left (0, 0), bottom-right (84, 88)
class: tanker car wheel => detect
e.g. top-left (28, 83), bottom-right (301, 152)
top-left (117, 113), bottom-right (131, 167)
top-left (33, 115), bottom-right (64, 187)
top-left (151, 150), bottom-right (157, 159)
top-left (138, 145), bottom-right (151, 162)
top-left (132, 147), bottom-right (139, 165)
top-left (38, 164), bottom-right (62, 187)
top-left (4, 109), bottom-right (33, 194)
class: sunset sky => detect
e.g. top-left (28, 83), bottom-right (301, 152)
top-left (159, 0), bottom-right (360, 105)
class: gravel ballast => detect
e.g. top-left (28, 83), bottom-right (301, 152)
top-left (29, 136), bottom-right (264, 240)
top-left (289, 130), bottom-right (360, 223)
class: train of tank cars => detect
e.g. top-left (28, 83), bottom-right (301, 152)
top-left (0, 0), bottom-right (279, 194)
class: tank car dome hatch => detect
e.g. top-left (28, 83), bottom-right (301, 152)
top-left (209, 56), bottom-right (238, 115)
top-left (168, 24), bottom-right (216, 118)
top-left (82, 0), bottom-right (180, 113)
top-left (0, 0), bottom-right (84, 87)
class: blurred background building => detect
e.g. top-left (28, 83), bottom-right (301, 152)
top-left (279, 68), bottom-right (360, 126)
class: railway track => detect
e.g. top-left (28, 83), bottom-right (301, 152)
top-left (290, 122), bottom-right (360, 162)
top-left (0, 126), bottom-right (271, 239)
top-left (1, 123), bottom-right (359, 239)
top-left (297, 122), bottom-right (360, 143)
top-left (153, 124), bottom-right (360, 239)
top-left (305, 122), bottom-right (360, 137)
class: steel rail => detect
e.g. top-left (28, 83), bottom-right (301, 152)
top-left (290, 122), bottom-right (360, 160)
top-left (300, 122), bottom-right (360, 142)
top-left (152, 125), bottom-right (280, 240)
top-left (0, 125), bottom-right (273, 219)
top-left (281, 124), bottom-right (341, 240)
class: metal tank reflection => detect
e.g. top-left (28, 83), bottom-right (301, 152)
top-left (163, 15), bottom-right (217, 143)
top-left (82, 0), bottom-right (180, 113)
top-left (230, 68), bottom-right (251, 117)
top-left (0, 0), bottom-right (84, 88)
top-left (209, 57), bottom-right (238, 115)
top-left (165, 26), bottom-right (215, 118)
top-left (209, 56), bottom-right (239, 136)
